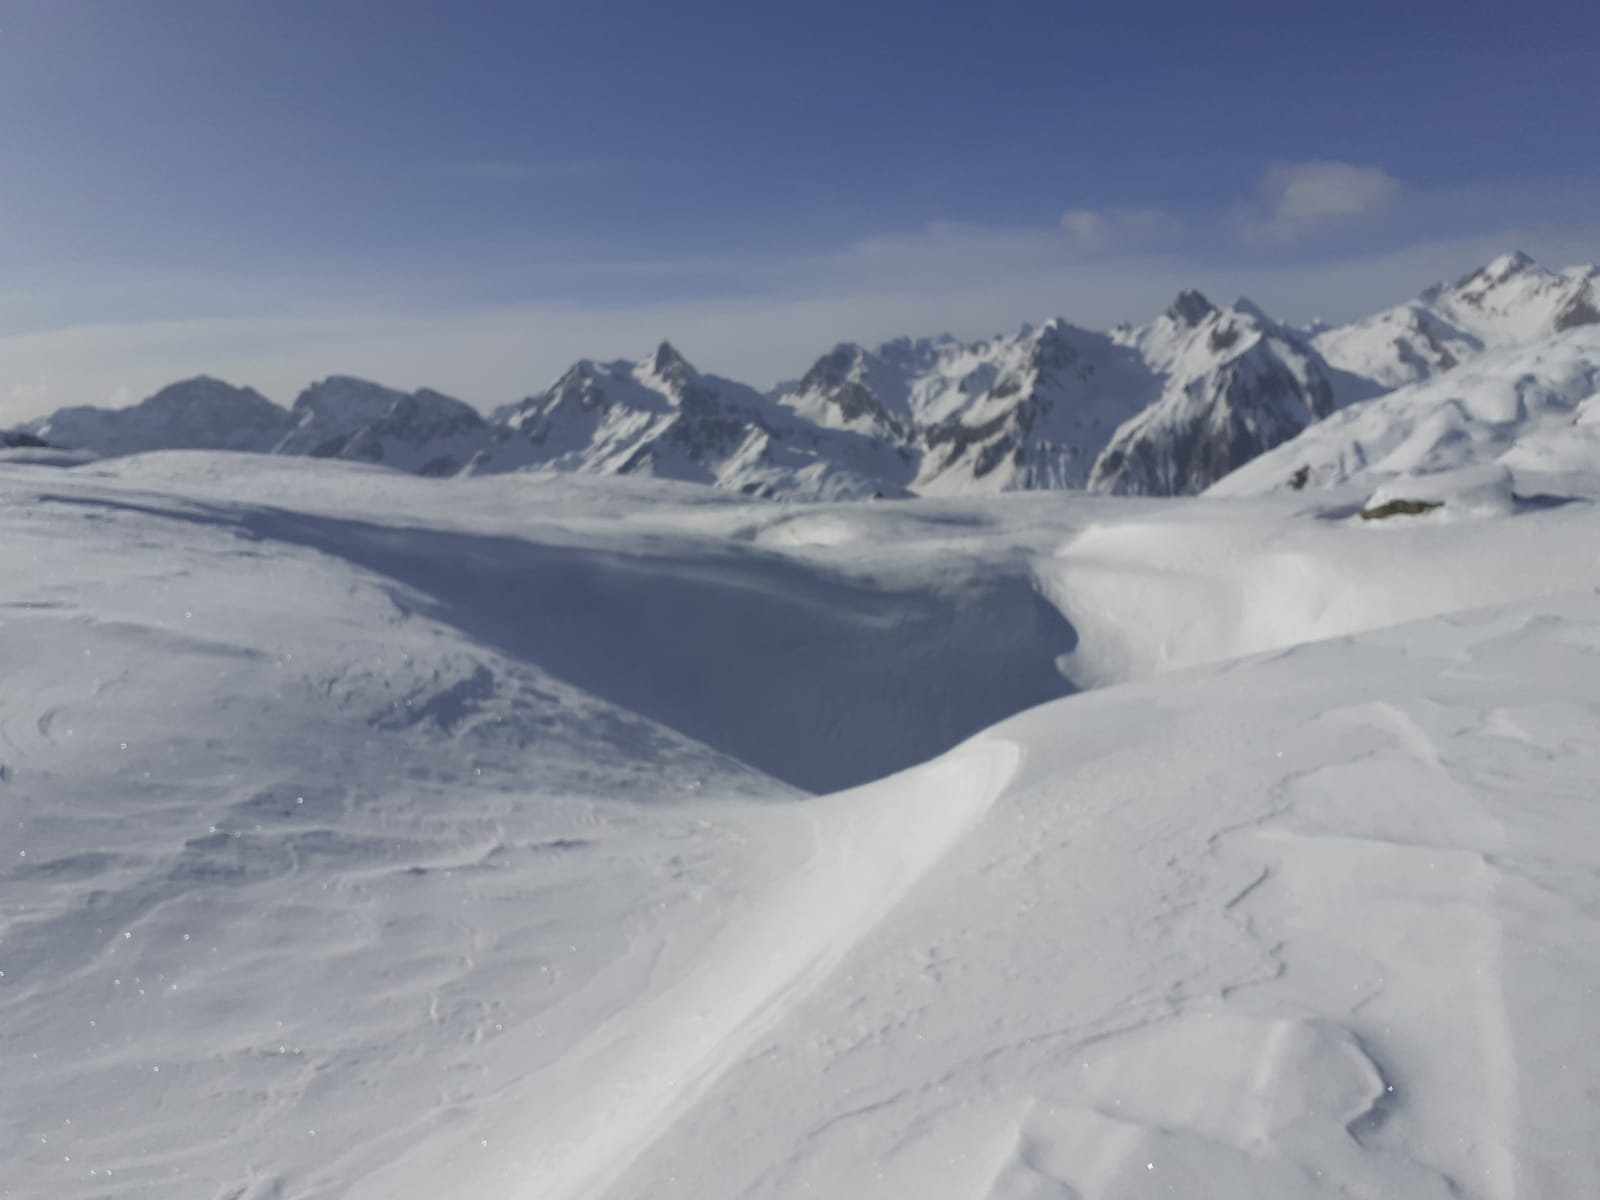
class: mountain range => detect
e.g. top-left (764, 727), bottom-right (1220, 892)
top-left (13, 251), bottom-right (1598, 499)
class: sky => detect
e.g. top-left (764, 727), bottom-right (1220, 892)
top-left (2, 0), bottom-right (1597, 419)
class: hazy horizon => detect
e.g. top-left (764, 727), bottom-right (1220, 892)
top-left (4, 1), bottom-right (1597, 420)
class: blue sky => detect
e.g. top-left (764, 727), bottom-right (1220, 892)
top-left (2, 0), bottom-right (1597, 416)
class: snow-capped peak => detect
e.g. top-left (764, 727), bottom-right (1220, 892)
top-left (275, 376), bottom-right (486, 475)
top-left (1231, 296), bottom-right (1275, 326)
top-left (1089, 293), bottom-right (1338, 496)
top-left (25, 376), bottom-right (291, 456)
top-left (644, 340), bottom-right (698, 389)
top-left (1314, 251), bottom-right (1599, 391)
top-left (1483, 248), bottom-right (1536, 278)
top-left (19, 252), bottom-right (1600, 502)
top-left (1166, 289), bottom-right (1216, 327)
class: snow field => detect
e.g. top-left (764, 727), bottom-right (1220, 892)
top-left (2, 450), bottom-right (1598, 1198)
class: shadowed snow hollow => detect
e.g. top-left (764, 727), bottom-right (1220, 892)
top-left (243, 505), bottom-right (1078, 792)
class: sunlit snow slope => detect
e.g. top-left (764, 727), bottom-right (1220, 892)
top-left (3, 450), bottom-right (1599, 1200)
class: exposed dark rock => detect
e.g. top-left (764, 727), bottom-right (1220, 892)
top-left (1208, 324), bottom-right (1241, 353)
top-left (1555, 292), bottom-right (1600, 332)
top-left (1361, 498), bottom-right (1443, 520)
top-left (795, 345), bottom-right (905, 433)
top-left (1167, 290), bottom-right (1216, 327)
top-left (1090, 350), bottom-right (1336, 496)
top-left (1029, 323), bottom-right (1080, 372)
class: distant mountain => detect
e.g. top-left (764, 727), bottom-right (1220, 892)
top-left (772, 301), bottom-right (1339, 497)
top-left (1312, 252), bottom-right (1600, 390)
top-left (1210, 326), bottom-right (1600, 498)
top-left (1211, 253), bottom-right (1600, 499)
top-left (275, 376), bottom-right (487, 476)
top-left (14, 252), bottom-right (1597, 500)
top-left (775, 321), bottom-right (1159, 494)
top-left (1087, 292), bottom-right (1341, 495)
top-left (27, 377), bottom-right (290, 456)
top-left (466, 342), bottom-right (907, 500)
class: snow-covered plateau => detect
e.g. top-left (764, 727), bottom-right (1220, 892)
top-left (3, 421), bottom-right (1599, 1198)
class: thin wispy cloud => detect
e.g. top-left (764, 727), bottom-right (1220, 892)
top-left (1060, 207), bottom-right (1181, 251)
top-left (1242, 161), bottom-right (1402, 245)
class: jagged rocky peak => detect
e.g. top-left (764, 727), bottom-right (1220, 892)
top-left (20, 251), bottom-right (1600, 499)
top-left (1028, 319), bottom-right (1080, 371)
top-left (382, 387), bottom-right (485, 436)
top-left (277, 376), bottom-right (485, 472)
top-left (876, 333), bottom-right (959, 373)
top-left (780, 342), bottom-right (910, 434)
top-left (800, 343), bottom-right (866, 391)
top-left (1488, 249), bottom-right (1537, 277)
top-left (1167, 289), bottom-right (1216, 327)
top-left (291, 375), bottom-right (403, 422)
top-left (539, 360), bottom-right (611, 412)
top-left (1204, 299), bottom-right (1278, 355)
top-left (1452, 250), bottom-right (1540, 295)
top-left (1555, 288), bottom-right (1600, 332)
top-left (1231, 296), bottom-right (1273, 325)
top-left (647, 340), bottom-right (698, 388)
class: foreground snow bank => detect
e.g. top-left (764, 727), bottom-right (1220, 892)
top-left (592, 595), bottom-right (1600, 1200)
top-left (4, 451), bottom-right (1600, 1199)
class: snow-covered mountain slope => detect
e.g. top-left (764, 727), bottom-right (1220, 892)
top-left (1313, 302), bottom-right (1482, 391)
top-left (275, 376), bottom-right (488, 476)
top-left (467, 342), bottom-right (907, 499)
top-left (1312, 251), bottom-right (1600, 390)
top-left (14, 252), bottom-right (1598, 499)
top-left (769, 339), bottom-right (926, 439)
top-left (773, 299), bottom-right (1345, 498)
top-left (772, 322), bottom-right (1158, 493)
top-left (4, 454), bottom-right (1599, 1200)
top-left (1211, 326), bottom-right (1600, 498)
top-left (1436, 250), bottom-right (1600, 343)
top-left (1087, 292), bottom-right (1342, 495)
top-left (910, 321), bottom-right (1162, 493)
top-left (25, 376), bottom-right (291, 456)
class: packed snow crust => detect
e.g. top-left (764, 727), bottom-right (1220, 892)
top-left (3, 444), bottom-right (1600, 1199)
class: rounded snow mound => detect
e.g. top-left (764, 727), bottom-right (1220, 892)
top-left (1361, 465), bottom-right (1516, 522)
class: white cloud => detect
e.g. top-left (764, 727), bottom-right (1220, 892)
top-left (1060, 207), bottom-right (1181, 250)
top-left (1245, 162), bottom-right (1401, 245)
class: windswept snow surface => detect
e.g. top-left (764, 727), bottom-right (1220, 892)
top-left (3, 451), bottom-right (1600, 1199)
